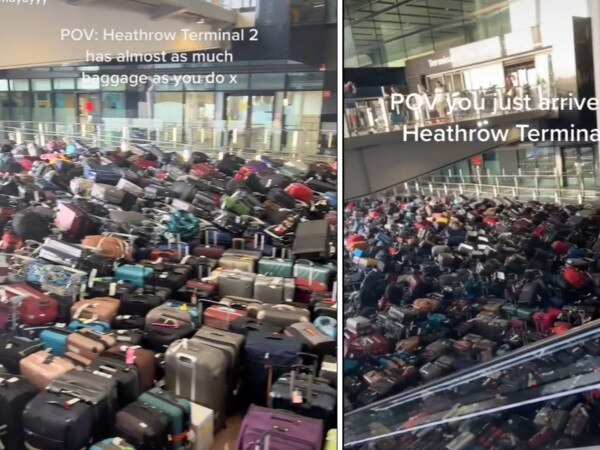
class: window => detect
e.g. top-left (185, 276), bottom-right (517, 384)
top-left (76, 77), bottom-right (100, 90)
top-left (9, 80), bottom-right (29, 91)
top-left (0, 80), bottom-right (8, 92)
top-left (287, 72), bottom-right (325, 90)
top-left (53, 79), bottom-right (75, 90)
top-left (250, 73), bottom-right (285, 90)
top-left (32, 79), bottom-right (52, 91)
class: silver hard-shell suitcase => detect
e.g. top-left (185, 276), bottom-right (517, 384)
top-left (164, 339), bottom-right (228, 430)
top-left (217, 270), bottom-right (256, 298)
top-left (253, 275), bottom-right (295, 304)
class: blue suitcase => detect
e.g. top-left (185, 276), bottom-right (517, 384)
top-left (39, 327), bottom-right (72, 355)
top-left (243, 332), bottom-right (303, 407)
top-left (67, 320), bottom-right (111, 333)
top-left (324, 191), bottom-right (337, 208)
top-left (115, 265), bottom-right (154, 288)
top-left (138, 388), bottom-right (191, 449)
top-left (90, 437), bottom-right (135, 450)
top-left (314, 316), bottom-right (337, 339)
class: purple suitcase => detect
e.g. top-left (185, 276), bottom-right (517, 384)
top-left (236, 405), bottom-right (323, 450)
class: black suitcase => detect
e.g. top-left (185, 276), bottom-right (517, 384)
top-left (217, 154), bottom-right (244, 176)
top-left (229, 317), bottom-right (284, 336)
top-left (87, 355), bottom-right (140, 407)
top-left (113, 314), bottom-right (146, 329)
top-left (0, 334), bottom-right (43, 374)
top-left (87, 279), bottom-right (137, 299)
top-left (115, 401), bottom-right (170, 450)
top-left (119, 293), bottom-right (165, 316)
top-left (106, 328), bottom-right (145, 346)
top-left (292, 220), bottom-right (331, 258)
top-left (305, 179), bottom-right (336, 193)
top-left (47, 369), bottom-right (118, 437)
top-left (146, 263), bottom-right (193, 291)
top-left (0, 375), bottom-right (37, 450)
top-left (261, 174), bottom-right (292, 190)
top-left (23, 390), bottom-right (96, 450)
top-left (267, 187), bottom-right (296, 209)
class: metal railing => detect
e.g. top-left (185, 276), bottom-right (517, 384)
top-left (380, 166), bottom-right (600, 205)
top-left (0, 120), bottom-right (337, 162)
top-left (345, 82), bottom-right (556, 137)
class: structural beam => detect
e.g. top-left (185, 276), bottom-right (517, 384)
top-left (151, 5), bottom-right (188, 20)
top-left (160, 0), bottom-right (237, 24)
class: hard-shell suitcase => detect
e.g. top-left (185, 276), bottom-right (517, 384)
top-left (243, 332), bottom-right (303, 407)
top-left (104, 345), bottom-right (156, 392)
top-left (253, 275), bottom-right (295, 304)
top-left (218, 254), bottom-right (257, 273)
top-left (47, 369), bottom-right (118, 435)
top-left (119, 292), bottom-right (165, 316)
top-left (313, 315), bottom-right (337, 339)
top-left (66, 329), bottom-right (117, 361)
top-left (257, 255), bottom-right (294, 278)
top-left (219, 295), bottom-right (263, 310)
top-left (54, 202), bottom-right (96, 240)
top-left (164, 339), bottom-right (228, 430)
top-left (253, 304), bottom-right (311, 327)
top-left (285, 183), bottom-right (313, 203)
top-left (285, 322), bottom-right (336, 357)
top-left (0, 374), bottom-right (37, 450)
top-left (3, 284), bottom-right (59, 326)
top-left (217, 270), bottom-right (257, 298)
top-left (114, 401), bottom-right (170, 450)
top-left (203, 305), bottom-right (247, 331)
top-left (292, 220), bottom-right (331, 258)
top-left (236, 405), bottom-right (323, 450)
top-left (19, 351), bottom-right (75, 390)
top-left (70, 297), bottom-right (120, 324)
top-left (293, 260), bottom-right (334, 287)
top-left (114, 265), bottom-right (153, 288)
top-left (91, 183), bottom-right (126, 205)
top-left (87, 355), bottom-right (141, 407)
top-left (23, 390), bottom-right (95, 450)
top-left (269, 361), bottom-right (336, 429)
top-left (67, 319), bottom-right (111, 333)
top-left (105, 328), bottom-right (144, 346)
top-left (229, 317), bottom-right (283, 336)
top-left (116, 178), bottom-right (145, 197)
top-left (39, 326), bottom-right (71, 356)
top-left (138, 387), bottom-right (191, 449)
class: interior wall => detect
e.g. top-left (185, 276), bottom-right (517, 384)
top-left (0, 0), bottom-right (218, 69)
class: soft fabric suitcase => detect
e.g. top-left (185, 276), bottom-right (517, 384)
top-left (269, 366), bottom-right (336, 429)
top-left (90, 437), bottom-right (135, 450)
top-left (105, 329), bottom-right (144, 346)
top-left (114, 401), bottom-right (170, 450)
top-left (91, 183), bottom-right (126, 204)
top-left (243, 332), bottom-right (303, 406)
top-left (67, 319), bottom-right (111, 333)
top-left (23, 390), bottom-right (95, 450)
top-left (47, 369), bottom-right (118, 435)
top-left (104, 345), bottom-right (156, 392)
top-left (2, 284), bottom-right (59, 326)
top-left (229, 317), bottom-right (283, 336)
top-left (217, 270), bottom-right (256, 298)
top-left (219, 295), bottom-right (263, 311)
top-left (0, 374), bottom-right (37, 450)
top-left (20, 351), bottom-right (75, 390)
top-left (119, 292), bottom-right (164, 316)
top-left (285, 322), bottom-right (336, 357)
top-left (164, 338), bottom-right (228, 430)
top-left (203, 305), bottom-right (247, 331)
top-left (87, 356), bottom-right (140, 407)
top-left (314, 316), bottom-right (337, 339)
top-left (253, 304), bottom-right (310, 327)
top-left (253, 275), bottom-right (295, 304)
top-left (236, 405), bottom-right (323, 450)
top-left (292, 220), bottom-right (331, 258)
top-left (138, 387), bottom-right (191, 449)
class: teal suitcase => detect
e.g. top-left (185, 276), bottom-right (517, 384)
top-left (258, 257), bottom-right (294, 277)
top-left (138, 387), bottom-right (191, 449)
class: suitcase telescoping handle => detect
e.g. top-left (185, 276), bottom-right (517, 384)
top-left (289, 352), bottom-right (319, 406)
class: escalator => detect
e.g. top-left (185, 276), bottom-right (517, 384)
top-left (345, 319), bottom-right (600, 449)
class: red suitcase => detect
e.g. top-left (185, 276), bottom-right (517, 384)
top-left (284, 183), bottom-right (313, 203)
top-left (1, 285), bottom-right (58, 326)
top-left (343, 332), bottom-right (390, 359)
top-left (203, 305), bottom-right (247, 331)
top-left (190, 163), bottom-right (218, 180)
top-left (294, 279), bottom-right (329, 303)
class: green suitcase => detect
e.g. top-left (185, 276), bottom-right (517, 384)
top-left (258, 257), bottom-right (294, 277)
top-left (293, 260), bottom-right (334, 285)
top-left (501, 304), bottom-right (535, 321)
top-left (221, 195), bottom-right (251, 216)
top-left (138, 387), bottom-right (191, 449)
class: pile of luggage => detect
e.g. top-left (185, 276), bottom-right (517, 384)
top-left (0, 138), bottom-right (337, 450)
top-left (343, 194), bottom-right (600, 413)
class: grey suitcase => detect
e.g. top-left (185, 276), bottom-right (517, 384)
top-left (193, 327), bottom-right (245, 399)
top-left (253, 304), bottom-right (310, 327)
top-left (285, 322), bottom-right (335, 357)
top-left (164, 338), bottom-right (228, 430)
top-left (292, 220), bottom-right (331, 258)
top-left (253, 275), bottom-right (295, 304)
top-left (91, 183), bottom-right (125, 205)
top-left (219, 295), bottom-right (263, 311)
top-left (217, 270), bottom-right (256, 298)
